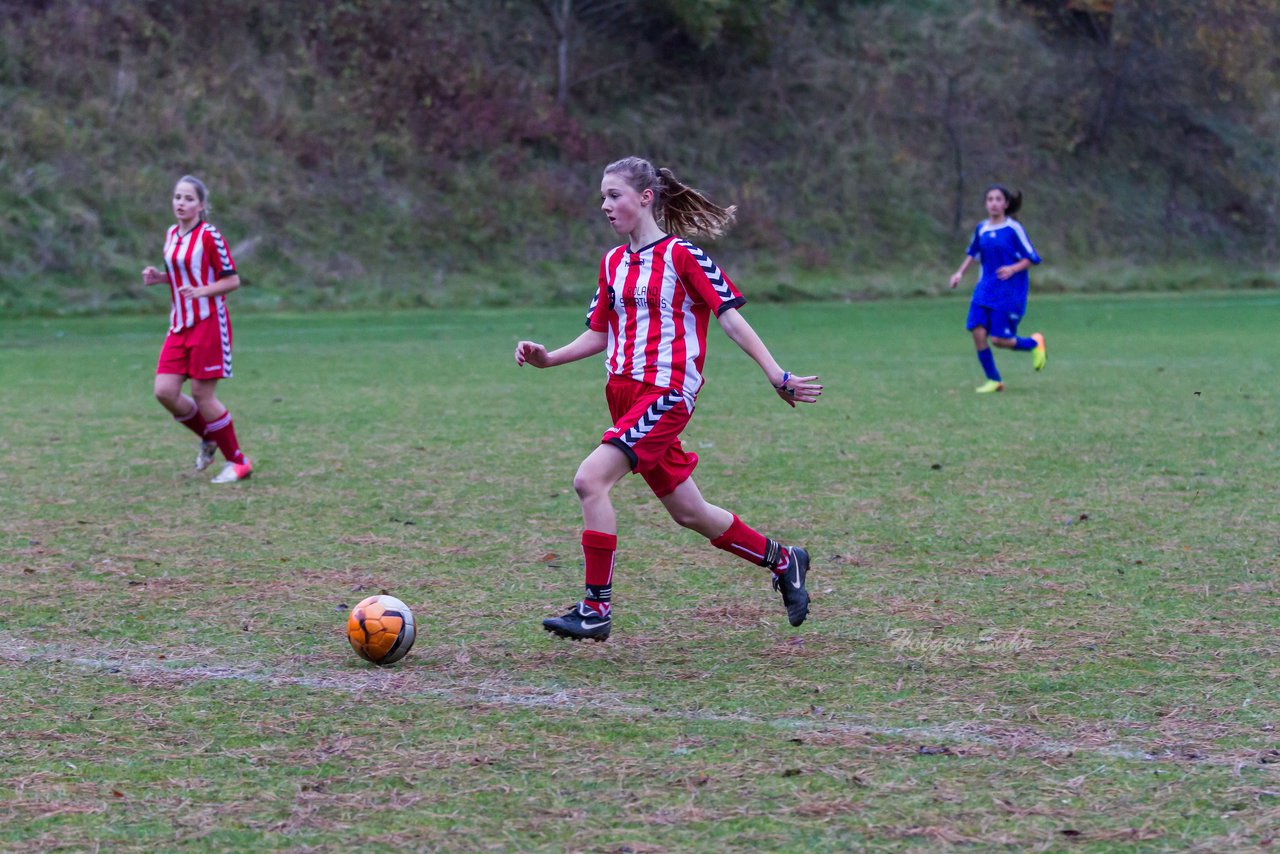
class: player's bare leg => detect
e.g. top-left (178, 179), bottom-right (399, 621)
top-left (193, 377), bottom-right (252, 483)
top-left (572, 443), bottom-right (632, 534)
top-left (155, 373), bottom-right (217, 468)
top-left (665, 478), bottom-right (811, 627)
top-left (993, 332), bottom-right (1045, 371)
top-left (154, 372), bottom-right (194, 417)
top-left (658, 477), bottom-right (733, 538)
top-left (544, 444), bottom-right (632, 641)
top-left (189, 377), bottom-right (226, 423)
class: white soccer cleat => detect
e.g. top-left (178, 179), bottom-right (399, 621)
top-left (195, 439), bottom-right (219, 471)
top-left (211, 460), bottom-right (253, 483)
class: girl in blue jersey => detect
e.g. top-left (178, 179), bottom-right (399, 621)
top-left (949, 185), bottom-right (1046, 392)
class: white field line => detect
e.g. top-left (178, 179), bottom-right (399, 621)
top-left (0, 642), bottom-right (1257, 768)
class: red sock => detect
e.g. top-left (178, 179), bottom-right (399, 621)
top-left (205, 410), bottom-right (246, 465)
top-left (582, 530), bottom-right (617, 617)
top-left (710, 515), bottom-right (791, 575)
top-left (174, 402), bottom-right (208, 438)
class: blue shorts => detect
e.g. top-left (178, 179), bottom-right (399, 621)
top-left (966, 303), bottom-right (1022, 339)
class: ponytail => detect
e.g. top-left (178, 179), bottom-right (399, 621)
top-left (604, 157), bottom-right (737, 240)
top-left (656, 167), bottom-right (738, 240)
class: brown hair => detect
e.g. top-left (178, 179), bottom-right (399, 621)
top-left (603, 157), bottom-right (737, 240)
top-left (176, 174), bottom-right (211, 220)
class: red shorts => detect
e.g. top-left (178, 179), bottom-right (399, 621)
top-left (602, 375), bottom-right (698, 498)
top-left (156, 315), bottom-right (233, 380)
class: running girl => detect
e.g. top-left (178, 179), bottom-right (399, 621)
top-left (141, 175), bottom-right (253, 483)
top-left (514, 156), bottom-right (822, 641)
top-left (949, 185), bottom-right (1046, 392)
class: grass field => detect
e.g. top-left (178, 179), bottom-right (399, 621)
top-left (1, 291), bottom-right (1278, 851)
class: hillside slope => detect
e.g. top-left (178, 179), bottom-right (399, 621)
top-left (1, 0), bottom-right (1276, 314)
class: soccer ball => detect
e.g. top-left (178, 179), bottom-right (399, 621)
top-left (347, 594), bottom-right (416, 665)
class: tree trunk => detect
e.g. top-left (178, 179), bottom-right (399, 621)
top-left (556, 0), bottom-right (571, 107)
top-left (1084, 0), bottom-right (1141, 152)
top-left (944, 72), bottom-right (965, 234)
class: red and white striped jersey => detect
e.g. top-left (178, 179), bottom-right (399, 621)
top-left (162, 222), bottom-right (237, 333)
top-left (586, 235), bottom-right (745, 402)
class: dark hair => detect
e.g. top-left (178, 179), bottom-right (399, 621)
top-left (603, 156), bottom-right (737, 239)
top-left (987, 184), bottom-right (1022, 217)
top-left (176, 174), bottom-right (211, 220)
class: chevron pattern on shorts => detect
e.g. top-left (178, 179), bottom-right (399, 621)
top-left (618, 391), bottom-right (683, 447)
top-left (217, 299), bottom-right (233, 377)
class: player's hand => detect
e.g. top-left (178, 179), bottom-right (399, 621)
top-left (772, 371), bottom-right (822, 408)
top-left (995, 265), bottom-right (1013, 280)
top-left (141, 266), bottom-right (167, 286)
top-left (176, 284), bottom-right (200, 301)
top-left (514, 340), bottom-right (551, 368)
top-left (948, 272), bottom-right (962, 289)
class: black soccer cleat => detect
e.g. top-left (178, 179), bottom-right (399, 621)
top-left (542, 602), bottom-right (612, 642)
top-left (771, 546), bottom-right (810, 627)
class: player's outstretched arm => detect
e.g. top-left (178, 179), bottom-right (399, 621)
top-left (515, 329), bottom-right (607, 368)
top-left (716, 307), bottom-right (822, 408)
top-left (949, 256), bottom-right (973, 289)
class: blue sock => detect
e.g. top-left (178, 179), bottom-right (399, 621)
top-left (1013, 336), bottom-right (1037, 351)
top-left (977, 348), bottom-right (1001, 381)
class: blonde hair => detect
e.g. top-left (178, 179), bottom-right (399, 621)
top-left (603, 157), bottom-right (737, 240)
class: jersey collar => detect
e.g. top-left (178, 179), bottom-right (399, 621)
top-left (628, 234), bottom-right (672, 254)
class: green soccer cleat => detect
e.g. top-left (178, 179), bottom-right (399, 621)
top-left (1031, 332), bottom-right (1047, 371)
top-left (975, 380), bottom-right (1005, 394)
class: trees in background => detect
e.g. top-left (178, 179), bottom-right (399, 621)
top-left (0, 0), bottom-right (1275, 307)
top-left (1013, 0), bottom-right (1280, 254)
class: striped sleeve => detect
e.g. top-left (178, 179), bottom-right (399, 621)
top-left (586, 250), bottom-right (616, 330)
top-left (202, 225), bottom-right (237, 279)
top-left (672, 240), bottom-right (744, 316)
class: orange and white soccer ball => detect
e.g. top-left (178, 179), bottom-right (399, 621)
top-left (347, 594), bottom-right (416, 665)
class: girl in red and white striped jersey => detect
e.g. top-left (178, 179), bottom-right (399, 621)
top-left (515, 157), bottom-right (822, 641)
top-left (142, 175), bottom-right (253, 483)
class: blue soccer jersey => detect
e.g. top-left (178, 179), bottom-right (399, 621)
top-left (966, 218), bottom-right (1041, 315)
